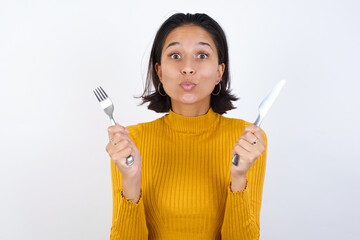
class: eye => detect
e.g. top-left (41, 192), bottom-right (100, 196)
top-left (197, 53), bottom-right (208, 59)
top-left (170, 53), bottom-right (181, 59)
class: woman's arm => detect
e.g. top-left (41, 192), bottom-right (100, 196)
top-left (110, 159), bottom-right (148, 239)
top-left (221, 128), bottom-right (267, 240)
top-left (108, 124), bottom-right (148, 239)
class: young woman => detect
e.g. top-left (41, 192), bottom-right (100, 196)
top-left (106, 13), bottom-right (267, 240)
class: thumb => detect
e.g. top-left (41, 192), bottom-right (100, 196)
top-left (115, 122), bottom-right (130, 134)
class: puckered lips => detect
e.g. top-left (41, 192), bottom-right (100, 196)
top-left (180, 81), bottom-right (196, 91)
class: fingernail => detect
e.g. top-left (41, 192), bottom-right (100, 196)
top-left (124, 128), bottom-right (130, 134)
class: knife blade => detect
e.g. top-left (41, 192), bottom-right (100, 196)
top-left (232, 79), bottom-right (286, 166)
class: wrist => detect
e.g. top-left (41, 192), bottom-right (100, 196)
top-left (122, 175), bottom-right (141, 187)
top-left (230, 174), bottom-right (247, 192)
top-left (122, 177), bottom-right (141, 201)
top-left (122, 189), bottom-right (142, 203)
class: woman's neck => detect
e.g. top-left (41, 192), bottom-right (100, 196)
top-left (170, 100), bottom-right (211, 117)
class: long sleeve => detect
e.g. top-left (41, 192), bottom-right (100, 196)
top-left (109, 159), bottom-right (148, 239)
top-left (109, 125), bottom-right (148, 239)
top-left (221, 131), bottom-right (267, 240)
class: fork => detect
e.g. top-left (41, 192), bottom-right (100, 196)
top-left (93, 86), bottom-right (134, 166)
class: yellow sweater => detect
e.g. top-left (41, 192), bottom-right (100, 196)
top-left (110, 108), bottom-right (267, 240)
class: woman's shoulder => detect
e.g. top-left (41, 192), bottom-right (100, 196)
top-left (125, 115), bottom-right (165, 136)
top-left (218, 115), bottom-right (267, 140)
top-left (218, 114), bottom-right (253, 128)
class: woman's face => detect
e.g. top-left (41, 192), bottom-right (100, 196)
top-left (155, 25), bottom-right (225, 109)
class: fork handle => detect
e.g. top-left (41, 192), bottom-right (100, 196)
top-left (126, 156), bottom-right (135, 166)
top-left (110, 116), bottom-right (135, 166)
top-left (110, 117), bottom-right (116, 126)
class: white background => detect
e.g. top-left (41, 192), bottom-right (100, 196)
top-left (1, 0), bottom-right (359, 239)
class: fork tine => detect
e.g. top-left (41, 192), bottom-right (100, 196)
top-left (98, 87), bottom-right (108, 100)
top-left (99, 86), bottom-right (108, 98)
top-left (93, 89), bottom-right (101, 102)
top-left (94, 88), bottom-right (104, 101)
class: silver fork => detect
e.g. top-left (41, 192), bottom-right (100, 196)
top-left (93, 86), bottom-right (134, 166)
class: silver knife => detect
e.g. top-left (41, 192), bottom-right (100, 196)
top-left (232, 79), bottom-right (286, 166)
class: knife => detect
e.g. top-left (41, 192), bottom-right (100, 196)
top-left (232, 79), bottom-right (286, 166)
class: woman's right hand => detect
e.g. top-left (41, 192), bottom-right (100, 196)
top-left (106, 123), bottom-right (141, 181)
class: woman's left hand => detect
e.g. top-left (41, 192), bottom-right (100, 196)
top-left (231, 124), bottom-right (266, 179)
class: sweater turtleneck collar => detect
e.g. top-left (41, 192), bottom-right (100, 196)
top-left (164, 107), bottom-right (220, 134)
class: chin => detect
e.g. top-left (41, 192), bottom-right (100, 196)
top-left (179, 94), bottom-right (198, 104)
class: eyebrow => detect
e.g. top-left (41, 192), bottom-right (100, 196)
top-left (165, 41), bottom-right (213, 50)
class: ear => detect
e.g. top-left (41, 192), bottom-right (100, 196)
top-left (217, 63), bottom-right (225, 81)
top-left (155, 62), bottom-right (162, 81)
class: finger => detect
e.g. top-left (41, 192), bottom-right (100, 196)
top-left (105, 141), bottom-right (112, 153)
top-left (237, 135), bottom-right (264, 157)
top-left (106, 134), bottom-right (136, 161)
top-left (116, 122), bottom-right (130, 134)
top-left (232, 141), bottom-right (250, 156)
top-left (111, 146), bottom-right (134, 164)
top-left (233, 142), bottom-right (263, 167)
top-left (107, 132), bottom-right (129, 151)
top-left (108, 138), bottom-right (133, 156)
top-left (237, 137), bottom-right (255, 152)
top-left (241, 131), bottom-right (258, 145)
top-left (107, 124), bottom-right (130, 138)
top-left (253, 128), bottom-right (265, 146)
top-left (244, 125), bottom-right (265, 146)
top-left (113, 138), bottom-right (132, 152)
top-left (108, 131), bottom-right (131, 147)
top-left (243, 124), bottom-right (258, 133)
top-left (110, 133), bottom-right (133, 146)
top-left (115, 139), bottom-right (136, 158)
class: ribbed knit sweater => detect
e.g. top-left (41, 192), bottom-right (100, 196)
top-left (110, 107), bottom-right (267, 240)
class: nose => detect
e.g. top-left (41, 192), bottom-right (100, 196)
top-left (182, 68), bottom-right (194, 75)
top-left (181, 58), bottom-right (196, 75)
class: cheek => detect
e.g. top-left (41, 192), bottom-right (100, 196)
top-left (161, 63), bottom-right (179, 80)
top-left (198, 64), bottom-right (219, 80)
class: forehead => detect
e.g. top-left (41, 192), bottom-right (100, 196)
top-left (163, 25), bottom-right (216, 49)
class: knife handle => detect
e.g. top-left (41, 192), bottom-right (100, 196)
top-left (232, 114), bottom-right (262, 166)
top-left (254, 115), bottom-right (262, 127)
